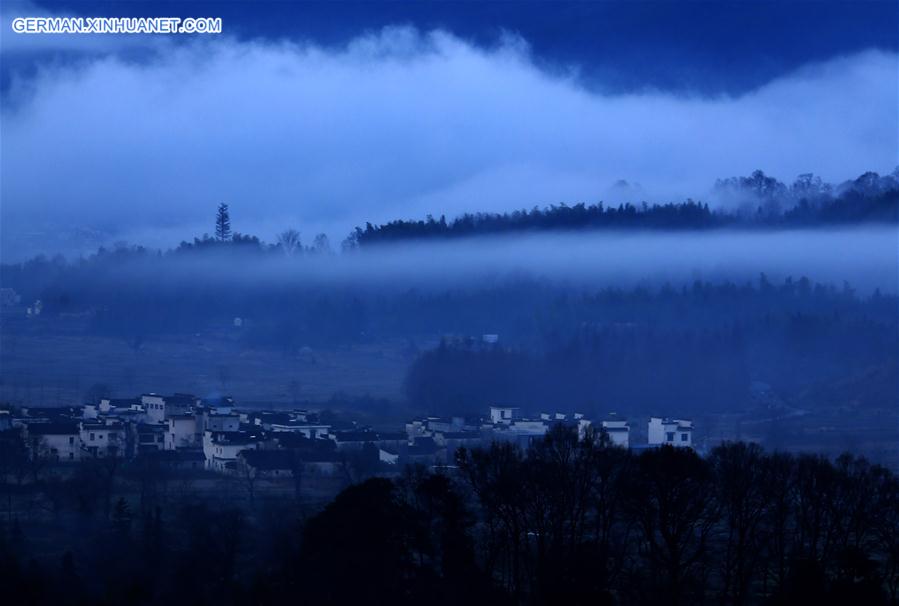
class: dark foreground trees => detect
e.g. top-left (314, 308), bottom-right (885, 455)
top-left (454, 430), bottom-right (899, 606)
top-left (4, 428), bottom-right (899, 605)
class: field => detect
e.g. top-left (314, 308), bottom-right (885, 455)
top-left (0, 314), bottom-right (419, 409)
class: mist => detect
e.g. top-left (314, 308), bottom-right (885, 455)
top-left (1, 25), bottom-right (896, 260)
top-left (322, 228), bottom-right (899, 293)
top-left (40, 227), bottom-right (895, 295)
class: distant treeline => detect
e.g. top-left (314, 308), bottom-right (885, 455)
top-left (3, 431), bottom-right (899, 605)
top-left (3, 249), bottom-right (896, 414)
top-left (346, 169), bottom-right (899, 246)
top-left (399, 277), bottom-right (894, 417)
top-left (405, 293), bottom-right (897, 417)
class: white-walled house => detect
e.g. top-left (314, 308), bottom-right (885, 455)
top-left (405, 417), bottom-right (435, 440)
top-left (202, 430), bottom-right (260, 472)
top-left (94, 398), bottom-right (142, 423)
top-left (647, 417), bottom-right (693, 448)
top-left (600, 419), bottom-right (630, 448)
top-left (203, 413), bottom-right (240, 433)
top-left (80, 421), bottom-right (126, 457)
top-left (25, 422), bottom-right (81, 461)
top-left (142, 393), bottom-right (198, 424)
top-left (491, 418), bottom-right (548, 448)
top-left (166, 415), bottom-right (199, 450)
top-left (489, 405), bottom-right (521, 425)
top-left (135, 423), bottom-right (167, 453)
top-left (142, 394), bottom-right (167, 424)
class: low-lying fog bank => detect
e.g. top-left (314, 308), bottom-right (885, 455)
top-left (340, 227), bottom-right (899, 293)
top-left (60, 227), bottom-right (896, 294)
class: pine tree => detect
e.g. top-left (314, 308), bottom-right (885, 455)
top-left (215, 203), bottom-right (232, 241)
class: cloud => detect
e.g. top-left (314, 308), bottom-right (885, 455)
top-left (57, 227), bottom-right (899, 296)
top-left (1, 27), bottom-right (896, 258)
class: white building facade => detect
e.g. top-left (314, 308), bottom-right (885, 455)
top-left (601, 419), bottom-right (630, 448)
top-left (647, 417), bottom-right (693, 448)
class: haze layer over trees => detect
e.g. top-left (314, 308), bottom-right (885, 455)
top-left (1, 167), bottom-right (896, 426)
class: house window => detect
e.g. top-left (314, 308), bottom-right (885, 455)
top-left (680, 433), bottom-right (689, 442)
top-left (68, 453), bottom-right (74, 460)
top-left (666, 432), bottom-right (674, 442)
top-left (90, 433), bottom-right (95, 441)
top-left (69, 437), bottom-right (74, 445)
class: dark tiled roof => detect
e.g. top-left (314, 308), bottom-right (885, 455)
top-left (408, 436), bottom-right (440, 455)
top-left (334, 431), bottom-right (376, 443)
top-left (240, 450), bottom-right (295, 471)
top-left (441, 432), bottom-right (479, 439)
top-left (375, 432), bottom-right (407, 441)
top-left (258, 413), bottom-right (292, 424)
top-left (407, 444), bottom-right (440, 456)
top-left (210, 430), bottom-right (261, 445)
top-left (26, 422), bottom-right (79, 435)
top-left (274, 433), bottom-right (313, 448)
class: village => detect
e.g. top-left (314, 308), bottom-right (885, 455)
top-left (0, 393), bottom-right (694, 481)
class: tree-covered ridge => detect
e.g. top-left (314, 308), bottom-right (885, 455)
top-left (346, 169), bottom-right (899, 246)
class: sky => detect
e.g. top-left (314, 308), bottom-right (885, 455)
top-left (1, 0), bottom-right (897, 259)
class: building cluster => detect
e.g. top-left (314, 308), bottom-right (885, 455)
top-left (1, 395), bottom-right (693, 476)
top-left (469, 406), bottom-right (692, 451)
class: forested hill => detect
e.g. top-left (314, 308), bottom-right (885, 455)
top-left (346, 169), bottom-right (899, 247)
